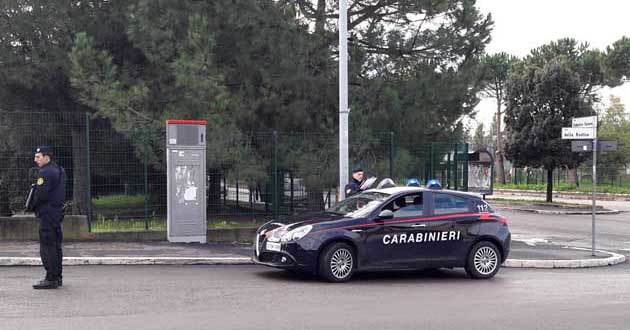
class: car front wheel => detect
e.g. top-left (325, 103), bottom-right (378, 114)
top-left (465, 241), bottom-right (501, 279)
top-left (319, 242), bottom-right (356, 283)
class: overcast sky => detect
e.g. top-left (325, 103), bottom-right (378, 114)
top-left (471, 0), bottom-right (630, 131)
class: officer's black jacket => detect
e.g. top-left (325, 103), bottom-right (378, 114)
top-left (33, 162), bottom-right (66, 212)
top-left (344, 178), bottom-right (363, 197)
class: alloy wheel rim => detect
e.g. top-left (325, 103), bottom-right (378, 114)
top-left (474, 246), bottom-right (498, 275)
top-left (330, 248), bottom-right (353, 279)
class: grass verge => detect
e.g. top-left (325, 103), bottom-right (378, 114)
top-left (90, 218), bottom-right (265, 233)
top-left (495, 183), bottom-right (630, 194)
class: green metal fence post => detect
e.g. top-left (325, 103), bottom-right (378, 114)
top-left (85, 112), bottom-right (92, 232)
top-left (272, 131), bottom-right (279, 219)
top-left (463, 143), bottom-right (469, 191)
top-left (290, 171), bottom-right (294, 214)
top-left (446, 147), bottom-right (452, 189)
top-left (454, 143), bottom-right (459, 191)
top-left (429, 143), bottom-right (435, 180)
top-left (389, 131), bottom-right (394, 179)
top-left (142, 131), bottom-right (149, 231)
top-left (143, 154), bottom-right (149, 231)
top-left (223, 175), bottom-right (227, 206)
top-left (250, 185), bottom-right (255, 223)
top-left (556, 167), bottom-right (560, 187)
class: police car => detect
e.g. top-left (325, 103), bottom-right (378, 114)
top-left (253, 181), bottom-right (510, 282)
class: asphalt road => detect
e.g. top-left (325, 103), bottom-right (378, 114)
top-left (2, 264), bottom-right (630, 330)
top-left (3, 210), bottom-right (629, 329)
top-left (501, 210), bottom-right (630, 255)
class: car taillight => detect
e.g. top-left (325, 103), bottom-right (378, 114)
top-left (500, 216), bottom-right (508, 226)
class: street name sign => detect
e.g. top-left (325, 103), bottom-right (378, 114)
top-left (571, 140), bottom-right (618, 152)
top-left (598, 140), bottom-right (618, 152)
top-left (571, 116), bottom-right (597, 128)
top-left (571, 140), bottom-right (592, 152)
top-left (562, 127), bottom-right (596, 139)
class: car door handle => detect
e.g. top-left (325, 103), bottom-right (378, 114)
top-left (412, 224), bottom-right (427, 227)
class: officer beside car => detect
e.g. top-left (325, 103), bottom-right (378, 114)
top-left (344, 166), bottom-right (365, 197)
top-left (28, 146), bottom-right (66, 290)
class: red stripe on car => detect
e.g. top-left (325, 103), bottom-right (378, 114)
top-left (335, 213), bottom-right (493, 231)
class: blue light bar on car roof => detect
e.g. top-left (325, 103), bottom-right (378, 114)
top-left (426, 179), bottom-right (442, 189)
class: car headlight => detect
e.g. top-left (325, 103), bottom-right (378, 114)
top-left (280, 225), bottom-right (313, 242)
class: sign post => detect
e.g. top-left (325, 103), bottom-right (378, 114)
top-left (562, 116), bottom-right (597, 256)
top-left (592, 134), bottom-right (597, 257)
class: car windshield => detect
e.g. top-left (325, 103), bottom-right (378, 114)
top-left (325, 192), bottom-right (390, 218)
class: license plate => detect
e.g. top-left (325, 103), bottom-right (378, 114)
top-left (266, 242), bottom-right (281, 252)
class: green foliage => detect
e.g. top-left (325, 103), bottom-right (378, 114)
top-left (90, 218), bottom-right (265, 233)
top-left (70, 10), bottom-right (234, 168)
top-left (0, 0), bottom-right (132, 112)
top-left (524, 38), bottom-right (626, 102)
top-left (92, 195), bottom-right (146, 210)
top-left (605, 37), bottom-right (630, 82)
top-left (90, 217), bottom-right (165, 233)
top-left (505, 58), bottom-right (591, 170)
top-left (479, 52), bottom-right (520, 100)
top-left (4, 0), bottom-right (495, 212)
top-left (598, 96), bottom-right (630, 169)
top-left (504, 38), bottom-right (629, 177)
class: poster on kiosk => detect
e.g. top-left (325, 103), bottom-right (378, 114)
top-left (166, 120), bottom-right (207, 243)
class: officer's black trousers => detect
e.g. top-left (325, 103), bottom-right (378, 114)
top-left (38, 213), bottom-right (63, 281)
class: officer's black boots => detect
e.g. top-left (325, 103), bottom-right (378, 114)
top-left (33, 279), bottom-right (59, 289)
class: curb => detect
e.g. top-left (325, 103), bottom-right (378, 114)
top-left (0, 257), bottom-right (254, 266)
top-left (1, 251), bottom-right (625, 268)
top-left (503, 248), bottom-right (626, 269)
top-left (495, 206), bottom-right (621, 215)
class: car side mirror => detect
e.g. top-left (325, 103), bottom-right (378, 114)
top-left (377, 209), bottom-right (394, 220)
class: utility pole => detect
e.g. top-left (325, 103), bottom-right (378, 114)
top-left (338, 0), bottom-right (349, 200)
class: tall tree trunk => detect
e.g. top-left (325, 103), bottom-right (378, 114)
top-left (71, 124), bottom-right (89, 215)
top-left (546, 168), bottom-right (553, 203)
top-left (495, 92), bottom-right (506, 184)
top-left (315, 0), bottom-right (326, 34)
top-left (568, 167), bottom-right (578, 186)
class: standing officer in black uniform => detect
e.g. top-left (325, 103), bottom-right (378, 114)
top-left (31, 146), bottom-right (66, 289)
top-left (344, 166), bottom-right (365, 197)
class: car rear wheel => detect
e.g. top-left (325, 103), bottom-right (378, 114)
top-left (465, 241), bottom-right (501, 279)
top-left (319, 242), bottom-right (356, 283)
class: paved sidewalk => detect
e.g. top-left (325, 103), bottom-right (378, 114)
top-left (0, 241), bottom-right (252, 266)
top-left (505, 240), bottom-right (625, 268)
top-left (0, 240), bottom-right (624, 268)
top-left (0, 241), bottom-right (251, 258)
top-left (489, 192), bottom-right (630, 212)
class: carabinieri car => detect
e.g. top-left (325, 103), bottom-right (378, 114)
top-left (253, 185), bottom-right (510, 282)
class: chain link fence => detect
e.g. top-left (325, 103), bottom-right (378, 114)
top-left (508, 165), bottom-right (630, 192)
top-left (0, 111), bottom-right (470, 232)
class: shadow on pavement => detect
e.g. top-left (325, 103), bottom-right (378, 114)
top-left (251, 267), bottom-right (509, 284)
